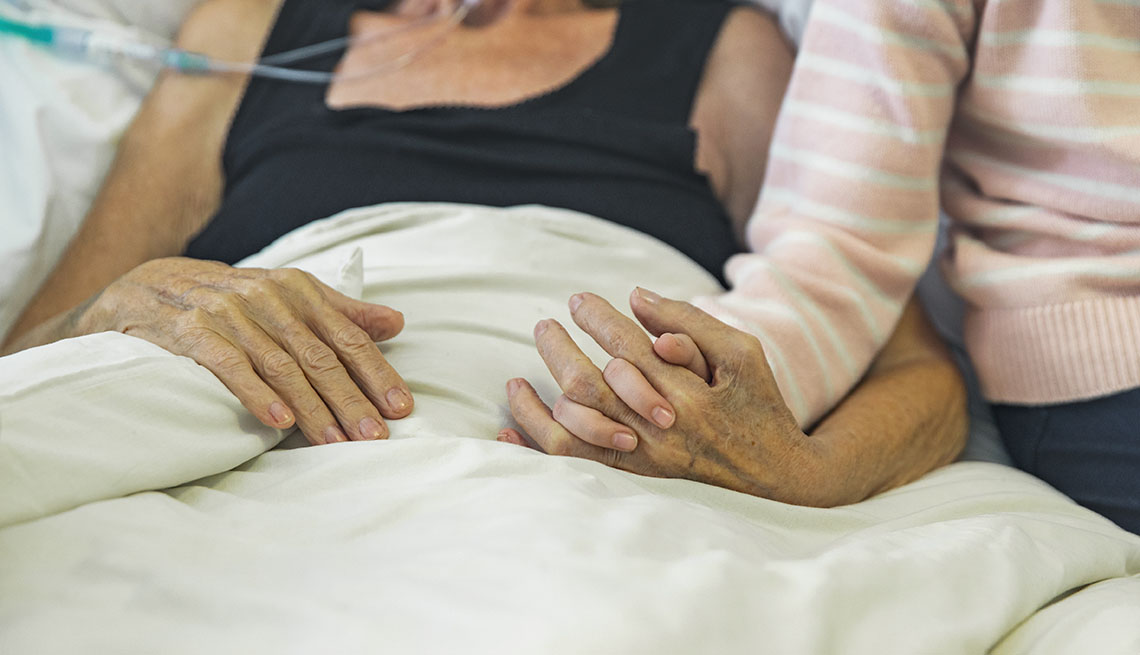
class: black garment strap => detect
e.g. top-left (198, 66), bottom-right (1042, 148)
top-left (224, 0), bottom-right (392, 171)
top-left (199, 0), bottom-right (743, 278)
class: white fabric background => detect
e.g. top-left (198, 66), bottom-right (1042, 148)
top-left (0, 0), bottom-right (187, 340)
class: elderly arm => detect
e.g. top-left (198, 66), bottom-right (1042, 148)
top-left (1, 0), bottom-right (273, 355)
top-left (502, 290), bottom-right (967, 507)
top-left (1, 0), bottom-right (414, 446)
top-left (801, 298), bottom-right (967, 504)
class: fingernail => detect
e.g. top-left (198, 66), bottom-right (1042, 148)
top-left (652, 406), bottom-right (675, 429)
top-left (386, 388), bottom-right (411, 414)
top-left (498, 430), bottom-right (515, 443)
top-left (534, 320), bottom-right (549, 339)
top-left (506, 378), bottom-right (522, 396)
top-left (568, 294), bottom-right (584, 313)
top-left (269, 402), bottom-right (292, 426)
top-left (613, 432), bottom-right (638, 451)
top-left (636, 287), bottom-right (661, 304)
top-left (324, 426), bottom-right (348, 444)
top-left (359, 417), bottom-right (386, 440)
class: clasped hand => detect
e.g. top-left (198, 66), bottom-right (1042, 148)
top-left (500, 288), bottom-right (828, 505)
top-left (80, 258), bottom-right (820, 499)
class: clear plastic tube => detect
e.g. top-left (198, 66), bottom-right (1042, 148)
top-left (0, 0), bottom-right (480, 84)
top-left (207, 0), bottom-right (476, 83)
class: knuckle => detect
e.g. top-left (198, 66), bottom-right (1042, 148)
top-left (603, 328), bottom-right (635, 354)
top-left (204, 294), bottom-right (241, 317)
top-left (294, 398), bottom-right (330, 424)
top-left (332, 393), bottom-right (373, 416)
top-left (272, 267), bottom-right (306, 283)
top-left (274, 268), bottom-right (318, 293)
top-left (562, 371), bottom-right (602, 405)
top-left (298, 342), bottom-right (341, 373)
top-left (176, 324), bottom-right (215, 352)
top-left (208, 348), bottom-right (248, 375)
top-left (332, 323), bottom-right (376, 351)
top-left (258, 349), bottom-right (298, 380)
top-left (239, 276), bottom-right (281, 303)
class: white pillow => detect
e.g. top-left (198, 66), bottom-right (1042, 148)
top-left (0, 0), bottom-right (195, 341)
top-left (24, 0), bottom-right (195, 39)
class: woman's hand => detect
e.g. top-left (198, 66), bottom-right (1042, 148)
top-left (500, 288), bottom-right (829, 505)
top-left (79, 257), bottom-right (414, 445)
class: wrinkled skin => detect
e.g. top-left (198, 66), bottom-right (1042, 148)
top-left (501, 288), bottom-right (827, 505)
top-left (79, 257), bottom-right (413, 445)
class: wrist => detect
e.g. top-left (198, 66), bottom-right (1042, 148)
top-left (778, 429), bottom-right (848, 507)
top-left (70, 288), bottom-right (113, 339)
top-left (790, 433), bottom-right (853, 507)
top-left (0, 294), bottom-right (103, 356)
top-left (731, 421), bottom-right (840, 508)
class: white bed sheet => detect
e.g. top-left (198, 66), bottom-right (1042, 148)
top-left (2, 203), bottom-right (1139, 654)
top-left (3, 3), bottom-right (1138, 651)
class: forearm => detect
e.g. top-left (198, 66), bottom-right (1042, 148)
top-left (1, 290), bottom-right (104, 356)
top-left (807, 355), bottom-right (967, 506)
top-left (1, 123), bottom-right (218, 355)
top-left (695, 0), bottom-right (977, 428)
top-left (2, 1), bottom-right (273, 356)
top-left (801, 302), bottom-right (968, 507)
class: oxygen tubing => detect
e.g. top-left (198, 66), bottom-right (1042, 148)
top-left (0, 0), bottom-right (479, 84)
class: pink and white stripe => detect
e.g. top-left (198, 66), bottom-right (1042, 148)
top-left (700, 0), bottom-right (1140, 426)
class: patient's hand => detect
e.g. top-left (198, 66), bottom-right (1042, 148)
top-left (80, 257), bottom-right (413, 445)
top-left (500, 289), bottom-right (827, 505)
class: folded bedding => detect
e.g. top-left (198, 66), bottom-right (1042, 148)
top-left (4, 4), bottom-right (1139, 652)
top-left (2, 203), bottom-right (1139, 654)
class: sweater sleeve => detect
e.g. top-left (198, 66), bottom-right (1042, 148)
top-left (694, 0), bottom-right (978, 427)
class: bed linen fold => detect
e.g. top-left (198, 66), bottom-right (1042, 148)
top-left (2, 203), bottom-right (1139, 654)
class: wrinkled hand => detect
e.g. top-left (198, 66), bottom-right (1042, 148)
top-left (81, 257), bottom-right (413, 445)
top-left (501, 288), bottom-right (825, 504)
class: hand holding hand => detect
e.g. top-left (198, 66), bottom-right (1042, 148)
top-left (81, 257), bottom-right (414, 445)
top-left (501, 288), bottom-right (827, 505)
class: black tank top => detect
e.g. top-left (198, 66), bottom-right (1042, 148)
top-left (185, 0), bottom-right (741, 278)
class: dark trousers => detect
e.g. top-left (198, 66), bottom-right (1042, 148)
top-left (994, 387), bottom-right (1140, 535)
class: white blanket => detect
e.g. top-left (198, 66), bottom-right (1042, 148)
top-left (2, 203), bottom-right (1139, 654)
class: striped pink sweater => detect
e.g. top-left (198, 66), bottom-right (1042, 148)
top-left (697, 0), bottom-right (1140, 426)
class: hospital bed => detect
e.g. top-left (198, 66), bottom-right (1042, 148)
top-left (2, 2), bottom-right (1139, 653)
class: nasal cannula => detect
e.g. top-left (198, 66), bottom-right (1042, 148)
top-left (0, 0), bottom-right (480, 83)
